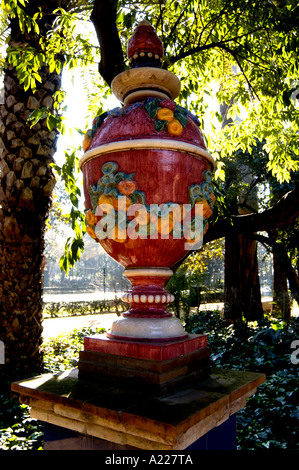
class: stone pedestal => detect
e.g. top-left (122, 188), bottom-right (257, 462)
top-left (11, 359), bottom-right (265, 450)
top-left (78, 333), bottom-right (210, 394)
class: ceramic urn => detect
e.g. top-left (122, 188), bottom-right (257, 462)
top-left (79, 21), bottom-right (215, 342)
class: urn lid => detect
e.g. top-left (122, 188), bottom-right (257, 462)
top-left (111, 21), bottom-right (180, 105)
top-left (127, 20), bottom-right (163, 68)
top-left (80, 21), bottom-right (214, 169)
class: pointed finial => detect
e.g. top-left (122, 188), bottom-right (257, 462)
top-left (127, 21), bottom-right (163, 68)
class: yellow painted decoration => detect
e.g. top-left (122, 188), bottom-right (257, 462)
top-left (86, 225), bottom-right (97, 239)
top-left (135, 207), bottom-right (150, 225)
top-left (157, 107), bottom-right (174, 122)
top-left (167, 118), bottom-right (183, 136)
top-left (82, 130), bottom-right (91, 152)
top-left (170, 204), bottom-right (187, 223)
top-left (157, 214), bottom-right (174, 235)
top-left (86, 210), bottom-right (98, 226)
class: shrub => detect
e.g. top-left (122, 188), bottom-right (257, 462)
top-left (185, 312), bottom-right (299, 450)
top-left (0, 327), bottom-right (105, 450)
top-left (43, 299), bottom-right (128, 318)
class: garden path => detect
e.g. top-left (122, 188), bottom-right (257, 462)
top-left (42, 313), bottom-right (116, 342)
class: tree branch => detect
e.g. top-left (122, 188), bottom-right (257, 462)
top-left (90, 0), bottom-right (125, 86)
top-left (204, 186), bottom-right (299, 243)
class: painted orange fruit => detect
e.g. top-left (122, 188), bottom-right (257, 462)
top-left (86, 225), bottom-right (97, 239)
top-left (116, 195), bottom-right (132, 211)
top-left (97, 194), bottom-right (115, 213)
top-left (135, 207), bottom-right (150, 225)
top-left (82, 130), bottom-right (91, 152)
top-left (157, 214), bottom-right (174, 235)
top-left (117, 180), bottom-right (137, 195)
top-left (167, 118), bottom-right (183, 136)
top-left (157, 107), bottom-right (174, 122)
top-left (85, 210), bottom-right (98, 226)
top-left (202, 198), bottom-right (213, 219)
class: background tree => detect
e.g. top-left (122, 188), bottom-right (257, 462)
top-left (1, 0), bottom-right (298, 378)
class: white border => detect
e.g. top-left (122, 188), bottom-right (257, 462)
top-left (79, 138), bottom-right (215, 169)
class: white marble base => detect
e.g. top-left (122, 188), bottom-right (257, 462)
top-left (109, 315), bottom-right (187, 340)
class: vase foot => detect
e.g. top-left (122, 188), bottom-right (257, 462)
top-left (108, 315), bottom-right (187, 341)
top-left (112, 267), bottom-right (186, 341)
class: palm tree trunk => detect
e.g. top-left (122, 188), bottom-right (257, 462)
top-left (0, 60), bottom-right (61, 377)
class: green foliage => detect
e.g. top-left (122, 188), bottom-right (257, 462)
top-left (42, 326), bottom-right (106, 374)
top-left (185, 312), bottom-right (299, 450)
top-left (43, 299), bottom-right (127, 318)
top-left (0, 326), bottom-right (105, 450)
top-left (52, 148), bottom-right (86, 274)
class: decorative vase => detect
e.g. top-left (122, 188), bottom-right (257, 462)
top-left (79, 21), bottom-right (215, 342)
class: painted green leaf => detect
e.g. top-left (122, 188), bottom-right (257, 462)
top-left (174, 108), bottom-right (188, 127)
top-left (155, 119), bottom-right (167, 131)
top-left (144, 98), bottom-right (160, 119)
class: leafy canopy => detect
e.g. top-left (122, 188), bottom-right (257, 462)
top-left (1, 0), bottom-right (298, 271)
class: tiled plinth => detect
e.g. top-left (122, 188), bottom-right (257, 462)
top-left (11, 368), bottom-right (265, 450)
top-left (78, 333), bottom-right (210, 393)
top-left (83, 333), bottom-right (207, 360)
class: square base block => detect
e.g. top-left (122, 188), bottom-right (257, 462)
top-left (83, 333), bottom-right (208, 361)
top-left (11, 368), bottom-right (265, 450)
top-left (78, 333), bottom-right (210, 393)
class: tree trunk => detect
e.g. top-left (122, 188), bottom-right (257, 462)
top-left (0, 61), bottom-right (61, 377)
top-left (224, 233), bottom-right (264, 322)
top-left (273, 253), bottom-right (291, 323)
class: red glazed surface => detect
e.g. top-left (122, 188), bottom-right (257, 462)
top-left (127, 22), bottom-right (163, 60)
top-left (83, 334), bottom-right (208, 361)
top-left (88, 103), bottom-right (207, 150)
top-left (81, 149), bottom-right (211, 269)
top-left (81, 97), bottom-right (213, 269)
